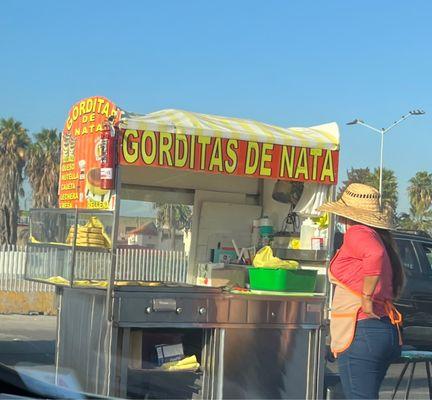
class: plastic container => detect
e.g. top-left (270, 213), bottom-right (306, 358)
top-left (311, 228), bottom-right (323, 250)
top-left (300, 218), bottom-right (318, 250)
top-left (257, 216), bottom-right (273, 248)
top-left (259, 216), bottom-right (272, 226)
top-left (249, 268), bottom-right (317, 292)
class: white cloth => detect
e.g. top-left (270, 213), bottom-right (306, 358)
top-left (294, 183), bottom-right (329, 217)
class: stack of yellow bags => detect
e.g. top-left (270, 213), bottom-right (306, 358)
top-left (66, 217), bottom-right (111, 248)
top-left (161, 355), bottom-right (200, 372)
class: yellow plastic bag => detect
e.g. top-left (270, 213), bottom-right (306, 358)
top-left (252, 246), bottom-right (299, 269)
top-left (313, 212), bottom-right (329, 229)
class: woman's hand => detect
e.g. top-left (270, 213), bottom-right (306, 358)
top-left (361, 297), bottom-right (380, 319)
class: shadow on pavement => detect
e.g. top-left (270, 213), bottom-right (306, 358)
top-left (0, 340), bottom-right (55, 366)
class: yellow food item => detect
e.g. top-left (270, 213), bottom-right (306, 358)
top-left (76, 233), bottom-right (106, 242)
top-left (69, 227), bottom-right (103, 234)
top-left (66, 217), bottom-right (111, 248)
top-left (42, 278), bottom-right (163, 288)
top-left (161, 355), bottom-right (200, 372)
top-left (76, 239), bottom-right (106, 246)
top-left (46, 276), bottom-right (70, 286)
top-left (290, 239), bottom-right (301, 249)
top-left (163, 362), bottom-right (200, 372)
top-left (161, 355), bottom-right (198, 369)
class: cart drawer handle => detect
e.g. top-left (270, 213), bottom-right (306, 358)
top-left (151, 298), bottom-right (177, 312)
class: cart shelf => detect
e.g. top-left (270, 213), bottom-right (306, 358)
top-left (272, 248), bottom-right (328, 262)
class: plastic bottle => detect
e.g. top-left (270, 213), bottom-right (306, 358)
top-left (300, 218), bottom-right (318, 250)
top-left (320, 228), bottom-right (328, 249)
top-left (251, 219), bottom-right (260, 247)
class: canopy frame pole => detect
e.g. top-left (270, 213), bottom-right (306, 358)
top-left (106, 165), bottom-right (121, 322)
top-left (324, 184), bottom-right (337, 321)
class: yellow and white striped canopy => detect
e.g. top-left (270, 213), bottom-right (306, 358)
top-left (120, 109), bottom-right (340, 150)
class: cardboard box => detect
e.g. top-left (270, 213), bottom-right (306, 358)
top-left (155, 343), bottom-right (184, 366)
top-left (129, 331), bottom-right (184, 369)
top-left (197, 263), bottom-right (247, 287)
top-left (212, 248), bottom-right (238, 263)
top-left (197, 263), bottom-right (224, 286)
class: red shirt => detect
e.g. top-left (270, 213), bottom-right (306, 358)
top-left (330, 224), bottom-right (394, 320)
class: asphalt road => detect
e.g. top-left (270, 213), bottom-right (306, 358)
top-left (0, 314), bottom-right (56, 366)
top-left (326, 357), bottom-right (431, 399)
top-left (0, 314), bottom-right (430, 399)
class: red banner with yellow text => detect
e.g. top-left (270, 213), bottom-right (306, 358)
top-left (119, 129), bottom-right (339, 184)
top-left (58, 96), bottom-right (121, 209)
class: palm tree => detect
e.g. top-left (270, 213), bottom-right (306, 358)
top-left (398, 207), bottom-right (432, 233)
top-left (407, 171), bottom-right (432, 215)
top-left (338, 167), bottom-right (372, 197)
top-left (0, 118), bottom-right (30, 244)
top-left (339, 167), bottom-right (398, 220)
top-left (368, 168), bottom-right (399, 216)
top-left (26, 129), bottom-right (61, 208)
top-left (154, 204), bottom-right (192, 250)
top-left (398, 171), bottom-right (432, 233)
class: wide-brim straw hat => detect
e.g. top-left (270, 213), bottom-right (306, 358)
top-left (317, 183), bottom-right (392, 230)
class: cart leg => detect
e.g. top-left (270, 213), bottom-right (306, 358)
top-left (392, 362), bottom-right (409, 400)
top-left (425, 361), bottom-right (432, 400)
top-left (119, 328), bottom-right (131, 398)
top-left (404, 362), bottom-right (416, 400)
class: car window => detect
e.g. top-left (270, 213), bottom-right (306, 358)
top-left (395, 239), bottom-right (420, 273)
top-left (419, 242), bottom-right (432, 275)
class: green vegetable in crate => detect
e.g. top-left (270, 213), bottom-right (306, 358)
top-left (252, 246), bottom-right (298, 269)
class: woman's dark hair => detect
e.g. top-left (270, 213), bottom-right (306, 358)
top-left (335, 217), bottom-right (405, 298)
top-left (375, 229), bottom-right (405, 298)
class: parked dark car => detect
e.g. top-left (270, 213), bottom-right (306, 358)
top-left (393, 230), bottom-right (432, 350)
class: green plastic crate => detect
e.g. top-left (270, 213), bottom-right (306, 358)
top-left (248, 268), bottom-right (317, 292)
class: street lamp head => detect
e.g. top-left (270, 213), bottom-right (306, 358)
top-left (346, 119), bottom-right (364, 125)
top-left (409, 109), bottom-right (425, 115)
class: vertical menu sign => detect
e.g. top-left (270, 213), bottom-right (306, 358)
top-left (58, 96), bottom-right (121, 210)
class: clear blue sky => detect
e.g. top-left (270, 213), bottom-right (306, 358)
top-left (1, 0), bottom-right (431, 212)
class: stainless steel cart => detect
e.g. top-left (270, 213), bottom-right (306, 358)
top-left (56, 285), bottom-right (326, 399)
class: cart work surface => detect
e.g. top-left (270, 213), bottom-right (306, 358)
top-left (230, 288), bottom-right (322, 297)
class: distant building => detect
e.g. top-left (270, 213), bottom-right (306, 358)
top-left (117, 216), bottom-right (155, 245)
top-left (127, 221), bottom-right (159, 248)
top-left (127, 221), bottom-right (190, 253)
top-left (17, 210), bottom-right (30, 246)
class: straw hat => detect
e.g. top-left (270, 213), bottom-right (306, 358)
top-left (317, 183), bottom-right (392, 230)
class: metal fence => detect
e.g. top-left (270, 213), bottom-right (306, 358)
top-left (0, 245), bottom-right (54, 292)
top-left (0, 245), bottom-right (189, 292)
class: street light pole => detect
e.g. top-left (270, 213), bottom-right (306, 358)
top-left (379, 128), bottom-right (384, 207)
top-left (347, 110), bottom-right (425, 208)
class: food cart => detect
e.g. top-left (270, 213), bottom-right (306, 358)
top-left (25, 96), bottom-right (340, 399)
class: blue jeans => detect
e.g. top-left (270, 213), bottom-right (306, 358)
top-left (338, 317), bottom-right (401, 399)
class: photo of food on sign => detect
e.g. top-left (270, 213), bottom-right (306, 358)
top-left (58, 96), bottom-right (121, 210)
